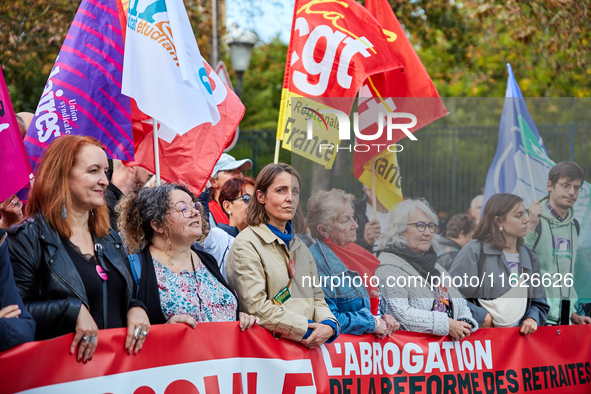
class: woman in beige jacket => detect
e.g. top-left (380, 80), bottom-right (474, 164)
top-left (226, 163), bottom-right (338, 348)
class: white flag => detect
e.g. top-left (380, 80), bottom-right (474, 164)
top-left (122, 0), bottom-right (220, 136)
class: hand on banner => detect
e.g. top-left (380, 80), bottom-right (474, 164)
top-left (571, 313), bottom-right (591, 325)
top-left (519, 318), bottom-right (538, 335)
top-left (301, 323), bottom-right (334, 349)
top-left (238, 312), bottom-right (260, 331)
top-left (527, 201), bottom-right (543, 232)
top-left (71, 305), bottom-right (99, 363)
top-left (373, 316), bottom-right (389, 339)
top-left (364, 220), bottom-right (381, 246)
top-left (481, 313), bottom-right (493, 328)
top-left (448, 318), bottom-right (472, 341)
top-left (381, 314), bottom-right (400, 336)
top-left (0, 195), bottom-right (23, 229)
top-left (0, 304), bottom-right (21, 319)
top-left (125, 307), bottom-right (151, 355)
top-left (166, 314), bottom-right (198, 329)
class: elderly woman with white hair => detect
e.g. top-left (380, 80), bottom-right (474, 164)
top-left (376, 199), bottom-right (478, 340)
top-left (307, 189), bottom-right (399, 337)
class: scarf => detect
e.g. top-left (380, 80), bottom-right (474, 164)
top-left (381, 244), bottom-right (440, 280)
top-left (323, 238), bottom-right (380, 315)
top-left (266, 222), bottom-right (294, 249)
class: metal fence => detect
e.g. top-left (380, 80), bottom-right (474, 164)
top-left (228, 123), bottom-right (591, 215)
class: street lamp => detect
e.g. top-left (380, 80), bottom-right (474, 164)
top-left (228, 40), bottom-right (255, 99)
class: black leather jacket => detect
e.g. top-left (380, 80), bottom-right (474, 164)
top-left (7, 214), bottom-right (139, 340)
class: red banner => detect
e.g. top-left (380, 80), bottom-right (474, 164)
top-left (1, 323), bottom-right (590, 394)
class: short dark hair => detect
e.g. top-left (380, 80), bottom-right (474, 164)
top-left (445, 214), bottom-right (476, 239)
top-left (219, 177), bottom-right (255, 214)
top-left (472, 193), bottom-right (524, 251)
top-left (548, 162), bottom-right (584, 185)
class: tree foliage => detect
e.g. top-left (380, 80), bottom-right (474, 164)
top-left (1, 0), bottom-right (589, 130)
top-left (222, 36), bottom-right (287, 131)
top-left (377, 0), bottom-right (591, 97)
top-left (0, 0), bottom-right (223, 112)
top-left (0, 0), bottom-right (79, 111)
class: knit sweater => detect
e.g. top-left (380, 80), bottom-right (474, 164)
top-left (376, 251), bottom-right (477, 336)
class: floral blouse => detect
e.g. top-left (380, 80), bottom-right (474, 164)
top-left (154, 257), bottom-right (237, 322)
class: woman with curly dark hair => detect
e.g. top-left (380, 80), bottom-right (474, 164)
top-left (117, 183), bottom-right (258, 330)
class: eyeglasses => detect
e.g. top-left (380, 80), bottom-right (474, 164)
top-left (230, 194), bottom-right (251, 204)
top-left (407, 222), bottom-right (438, 233)
top-left (556, 182), bottom-right (582, 193)
top-left (172, 202), bottom-right (202, 218)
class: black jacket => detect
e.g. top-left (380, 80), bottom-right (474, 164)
top-left (0, 230), bottom-right (35, 351)
top-left (104, 182), bottom-right (123, 231)
top-left (353, 196), bottom-right (373, 253)
top-left (7, 214), bottom-right (140, 340)
top-left (135, 245), bottom-right (239, 324)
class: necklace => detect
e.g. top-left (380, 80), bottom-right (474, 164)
top-left (189, 253), bottom-right (203, 319)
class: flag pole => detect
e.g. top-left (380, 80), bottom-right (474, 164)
top-left (525, 152), bottom-right (537, 202)
top-left (153, 118), bottom-right (161, 186)
top-left (371, 159), bottom-right (377, 221)
top-left (274, 140), bottom-right (280, 164)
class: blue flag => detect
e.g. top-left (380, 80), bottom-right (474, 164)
top-left (482, 64), bottom-right (554, 210)
top-left (483, 64), bottom-right (591, 300)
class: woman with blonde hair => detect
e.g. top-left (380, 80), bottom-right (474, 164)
top-left (8, 135), bottom-right (150, 363)
top-left (307, 189), bottom-right (399, 337)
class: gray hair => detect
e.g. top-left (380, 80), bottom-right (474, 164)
top-left (470, 195), bottom-right (483, 209)
top-left (378, 198), bottom-right (440, 250)
top-left (306, 189), bottom-right (355, 239)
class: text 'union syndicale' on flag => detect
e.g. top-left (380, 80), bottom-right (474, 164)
top-left (25, 0), bottom-right (135, 170)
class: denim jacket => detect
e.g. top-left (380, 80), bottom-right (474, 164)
top-left (309, 240), bottom-right (376, 335)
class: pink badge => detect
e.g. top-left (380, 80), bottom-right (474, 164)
top-left (96, 265), bottom-right (108, 281)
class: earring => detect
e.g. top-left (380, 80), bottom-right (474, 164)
top-left (61, 203), bottom-right (67, 220)
top-left (228, 211), bottom-right (232, 215)
top-left (90, 210), bottom-right (95, 220)
top-left (499, 226), bottom-right (503, 232)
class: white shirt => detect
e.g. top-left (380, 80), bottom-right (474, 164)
top-left (365, 202), bottom-right (392, 253)
top-left (201, 227), bottom-right (234, 281)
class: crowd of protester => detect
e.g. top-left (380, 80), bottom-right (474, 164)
top-left (1, 136), bottom-right (589, 360)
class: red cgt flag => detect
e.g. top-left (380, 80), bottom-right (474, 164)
top-left (277, 0), bottom-right (406, 141)
top-left (353, 0), bottom-right (448, 210)
top-left (124, 62), bottom-right (244, 195)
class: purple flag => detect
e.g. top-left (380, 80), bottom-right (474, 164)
top-left (0, 69), bottom-right (34, 203)
top-left (25, 0), bottom-right (133, 170)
